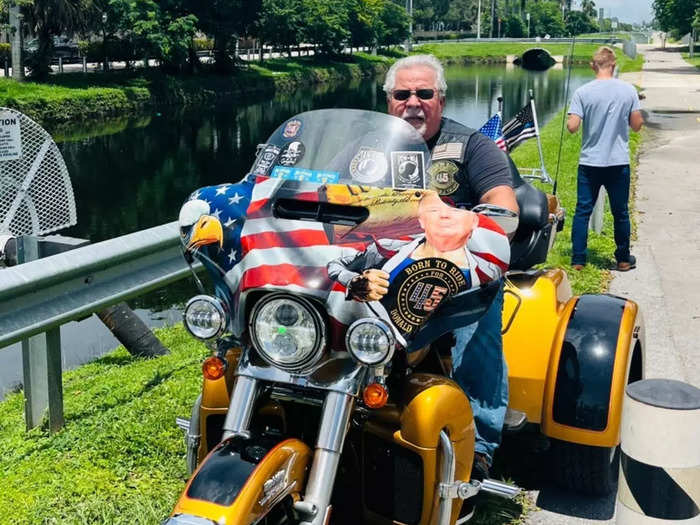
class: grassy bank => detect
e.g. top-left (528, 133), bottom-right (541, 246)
top-left (0, 53), bottom-right (391, 126)
top-left (0, 42), bottom-right (645, 126)
top-left (682, 51), bottom-right (700, 68)
top-left (415, 42), bottom-right (644, 72)
top-left (511, 108), bottom-right (641, 294)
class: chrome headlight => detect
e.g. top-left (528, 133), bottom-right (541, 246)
top-left (249, 294), bottom-right (325, 371)
top-left (183, 295), bottom-right (229, 340)
top-left (345, 318), bottom-right (395, 366)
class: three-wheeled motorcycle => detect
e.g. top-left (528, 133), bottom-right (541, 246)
top-left (166, 109), bottom-right (644, 525)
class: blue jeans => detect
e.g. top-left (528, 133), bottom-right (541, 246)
top-left (451, 284), bottom-right (508, 464)
top-left (571, 164), bottom-right (631, 266)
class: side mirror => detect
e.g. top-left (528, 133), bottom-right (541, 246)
top-left (471, 204), bottom-right (519, 236)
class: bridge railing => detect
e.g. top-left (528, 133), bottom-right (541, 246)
top-left (0, 221), bottom-right (200, 431)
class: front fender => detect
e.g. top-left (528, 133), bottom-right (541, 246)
top-left (170, 436), bottom-right (312, 525)
top-left (542, 294), bottom-right (645, 447)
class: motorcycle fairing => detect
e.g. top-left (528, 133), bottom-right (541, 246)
top-left (172, 436), bottom-right (311, 525)
top-left (541, 295), bottom-right (644, 447)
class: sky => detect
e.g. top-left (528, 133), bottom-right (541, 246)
top-left (583, 0), bottom-right (655, 25)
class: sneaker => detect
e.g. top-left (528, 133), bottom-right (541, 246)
top-left (616, 255), bottom-right (637, 272)
top-left (471, 452), bottom-right (491, 481)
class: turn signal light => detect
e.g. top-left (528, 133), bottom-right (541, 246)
top-left (202, 356), bottom-right (227, 380)
top-left (363, 383), bottom-right (388, 409)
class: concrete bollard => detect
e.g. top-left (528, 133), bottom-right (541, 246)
top-left (617, 379), bottom-right (700, 524)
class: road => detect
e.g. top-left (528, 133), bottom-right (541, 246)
top-left (522, 43), bottom-right (700, 525)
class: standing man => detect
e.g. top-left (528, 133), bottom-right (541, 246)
top-left (568, 46), bottom-right (643, 271)
top-left (383, 54), bottom-right (519, 479)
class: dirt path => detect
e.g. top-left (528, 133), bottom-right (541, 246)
top-left (523, 44), bottom-right (700, 525)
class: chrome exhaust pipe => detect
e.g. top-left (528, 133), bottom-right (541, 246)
top-left (480, 478), bottom-right (521, 499)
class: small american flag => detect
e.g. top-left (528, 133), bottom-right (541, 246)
top-left (479, 113), bottom-right (507, 152)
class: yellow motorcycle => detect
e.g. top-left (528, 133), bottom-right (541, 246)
top-left (167, 109), bottom-right (644, 525)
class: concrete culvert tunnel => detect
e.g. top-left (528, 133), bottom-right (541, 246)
top-left (513, 48), bottom-right (557, 71)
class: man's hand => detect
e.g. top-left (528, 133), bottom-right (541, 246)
top-left (348, 269), bottom-right (390, 302)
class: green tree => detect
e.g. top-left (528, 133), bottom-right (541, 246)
top-left (301, 0), bottom-right (350, 56)
top-left (185, 0), bottom-right (261, 72)
top-left (444, 0), bottom-right (477, 31)
top-left (348, 0), bottom-right (383, 48)
top-left (526, 0), bottom-right (565, 36)
top-left (653, 0), bottom-right (699, 37)
top-left (257, 0), bottom-right (304, 56)
top-left (378, 0), bottom-right (410, 45)
top-left (565, 10), bottom-right (598, 35)
top-left (22, 0), bottom-right (90, 78)
top-left (503, 14), bottom-right (525, 36)
top-left (580, 0), bottom-right (596, 18)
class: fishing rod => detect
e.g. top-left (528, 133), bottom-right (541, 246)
top-left (553, 36), bottom-right (576, 195)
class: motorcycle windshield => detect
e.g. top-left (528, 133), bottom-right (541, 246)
top-left (179, 109), bottom-right (510, 345)
top-left (251, 109), bottom-right (430, 189)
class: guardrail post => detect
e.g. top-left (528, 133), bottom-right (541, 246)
top-left (16, 236), bottom-right (65, 431)
top-left (58, 56), bottom-right (63, 73)
top-left (82, 56), bottom-right (87, 73)
top-left (22, 328), bottom-right (64, 431)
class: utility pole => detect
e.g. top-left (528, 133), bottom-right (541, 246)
top-left (489, 0), bottom-right (496, 38)
top-left (477, 0), bottom-right (482, 39)
top-left (405, 0), bottom-right (413, 51)
top-left (9, 1), bottom-right (23, 81)
top-left (476, 0), bottom-right (481, 40)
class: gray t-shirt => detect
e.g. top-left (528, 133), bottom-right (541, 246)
top-left (568, 78), bottom-right (641, 167)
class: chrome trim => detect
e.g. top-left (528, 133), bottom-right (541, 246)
top-left (185, 394), bottom-right (202, 475)
top-left (345, 318), bottom-right (396, 366)
top-left (222, 376), bottom-right (259, 440)
top-left (299, 392), bottom-right (355, 525)
top-left (437, 430), bottom-right (480, 525)
top-left (480, 478), bottom-right (521, 499)
top-left (248, 293), bottom-right (326, 372)
top-left (316, 391), bottom-right (353, 453)
top-left (237, 347), bottom-right (367, 397)
top-left (183, 295), bottom-right (229, 340)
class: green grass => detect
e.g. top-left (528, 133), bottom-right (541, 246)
top-left (682, 51), bottom-right (700, 68)
top-left (0, 325), bottom-right (208, 524)
top-left (510, 109), bottom-right (641, 294)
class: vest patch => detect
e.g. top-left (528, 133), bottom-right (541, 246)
top-left (428, 160), bottom-right (459, 195)
top-left (432, 142), bottom-right (465, 161)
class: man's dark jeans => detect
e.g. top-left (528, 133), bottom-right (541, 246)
top-left (571, 164), bottom-right (631, 266)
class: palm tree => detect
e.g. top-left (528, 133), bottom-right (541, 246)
top-left (23, 0), bottom-right (91, 79)
top-left (581, 0), bottom-right (596, 18)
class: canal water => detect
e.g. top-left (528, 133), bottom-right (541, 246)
top-left (0, 64), bottom-right (593, 396)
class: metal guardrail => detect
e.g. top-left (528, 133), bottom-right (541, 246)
top-left (0, 221), bottom-right (194, 349)
top-left (414, 37), bottom-right (626, 45)
top-left (0, 221), bottom-right (200, 431)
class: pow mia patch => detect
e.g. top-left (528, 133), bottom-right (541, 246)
top-left (278, 141), bottom-right (305, 166)
top-left (381, 257), bottom-right (468, 337)
top-left (390, 151), bottom-right (425, 189)
top-left (349, 148), bottom-right (388, 184)
top-left (428, 160), bottom-right (460, 195)
top-left (251, 144), bottom-right (281, 176)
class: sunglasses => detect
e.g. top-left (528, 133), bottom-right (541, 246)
top-left (391, 89), bottom-right (436, 101)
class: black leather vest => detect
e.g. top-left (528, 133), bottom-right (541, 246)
top-left (427, 117), bottom-right (478, 208)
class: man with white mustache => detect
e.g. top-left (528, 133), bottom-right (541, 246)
top-left (383, 54), bottom-right (519, 481)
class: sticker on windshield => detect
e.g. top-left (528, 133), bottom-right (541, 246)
top-left (349, 148), bottom-right (388, 184)
top-left (270, 166), bottom-right (340, 184)
top-left (282, 119), bottom-right (303, 139)
top-left (391, 151), bottom-right (425, 189)
top-left (428, 160), bottom-right (459, 195)
top-left (251, 144), bottom-right (281, 176)
top-left (278, 141), bottom-right (305, 166)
